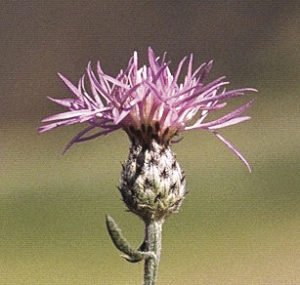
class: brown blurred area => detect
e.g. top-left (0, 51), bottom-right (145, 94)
top-left (1, 1), bottom-right (300, 285)
top-left (0, 0), bottom-right (299, 123)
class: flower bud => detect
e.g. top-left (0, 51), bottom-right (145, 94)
top-left (119, 140), bottom-right (186, 222)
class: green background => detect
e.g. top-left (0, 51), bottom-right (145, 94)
top-left (1, 1), bottom-right (299, 284)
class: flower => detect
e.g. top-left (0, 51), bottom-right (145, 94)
top-left (39, 47), bottom-right (256, 171)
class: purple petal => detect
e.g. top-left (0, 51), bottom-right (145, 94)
top-left (212, 131), bottom-right (252, 172)
top-left (197, 60), bottom-right (213, 82)
top-left (152, 63), bottom-right (170, 84)
top-left (58, 73), bottom-right (82, 98)
top-left (174, 77), bottom-right (228, 106)
top-left (87, 63), bottom-right (111, 102)
top-left (63, 125), bottom-right (95, 154)
top-left (148, 47), bottom-right (159, 73)
top-left (41, 110), bottom-right (94, 122)
top-left (102, 74), bottom-right (130, 89)
top-left (187, 53), bottom-right (193, 79)
top-left (114, 109), bottom-right (131, 124)
top-left (200, 102), bottom-right (227, 111)
top-left (172, 56), bottom-right (187, 86)
top-left (75, 127), bottom-right (120, 142)
top-left (199, 88), bottom-right (257, 105)
top-left (208, 116), bottom-right (251, 130)
top-left (190, 62), bottom-right (207, 80)
top-left (187, 100), bottom-right (254, 130)
top-left (47, 97), bottom-right (77, 108)
top-left (144, 81), bottom-right (166, 102)
top-left (38, 118), bottom-right (80, 133)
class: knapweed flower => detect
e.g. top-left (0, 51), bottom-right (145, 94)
top-left (39, 48), bottom-right (256, 221)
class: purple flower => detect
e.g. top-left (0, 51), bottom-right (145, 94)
top-left (39, 48), bottom-right (256, 171)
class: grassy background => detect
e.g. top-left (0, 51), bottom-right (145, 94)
top-left (1, 1), bottom-right (300, 284)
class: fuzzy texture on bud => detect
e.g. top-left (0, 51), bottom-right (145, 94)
top-left (119, 137), bottom-right (186, 222)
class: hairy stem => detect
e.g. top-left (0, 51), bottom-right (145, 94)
top-left (143, 220), bottom-right (163, 285)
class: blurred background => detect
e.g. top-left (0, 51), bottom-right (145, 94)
top-left (1, 1), bottom-right (299, 284)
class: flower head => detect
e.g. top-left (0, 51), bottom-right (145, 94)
top-left (39, 47), bottom-right (256, 171)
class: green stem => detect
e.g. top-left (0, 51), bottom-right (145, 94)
top-left (143, 220), bottom-right (163, 285)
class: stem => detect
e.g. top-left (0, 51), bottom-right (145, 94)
top-left (143, 220), bottom-right (163, 285)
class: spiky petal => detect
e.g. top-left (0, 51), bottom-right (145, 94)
top-left (39, 47), bottom-right (256, 170)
